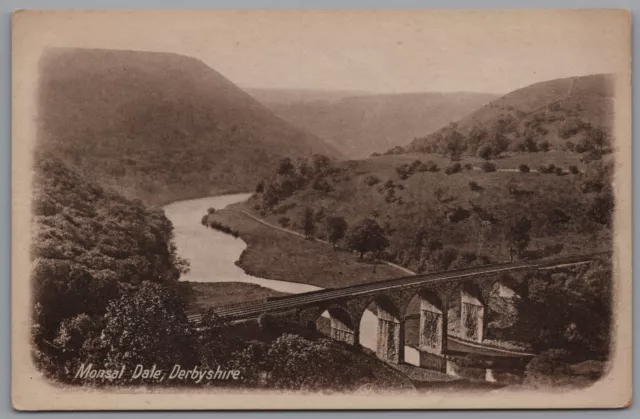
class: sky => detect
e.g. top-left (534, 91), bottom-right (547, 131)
top-left (15, 9), bottom-right (630, 94)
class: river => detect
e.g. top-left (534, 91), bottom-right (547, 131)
top-left (163, 193), bottom-right (418, 364)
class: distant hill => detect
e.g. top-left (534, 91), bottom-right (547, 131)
top-left (37, 48), bottom-right (342, 205)
top-left (403, 74), bottom-right (616, 154)
top-left (247, 89), bottom-right (498, 158)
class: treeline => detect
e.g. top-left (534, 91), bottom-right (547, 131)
top-left (201, 210), bottom-right (240, 238)
top-left (392, 108), bottom-right (612, 162)
top-left (255, 154), bottom-right (338, 211)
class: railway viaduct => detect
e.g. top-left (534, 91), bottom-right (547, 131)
top-left (193, 252), bottom-right (610, 370)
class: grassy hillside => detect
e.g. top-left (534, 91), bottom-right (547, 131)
top-left (249, 89), bottom-right (497, 158)
top-left (37, 48), bottom-right (342, 206)
top-left (242, 152), bottom-right (613, 274)
top-left (403, 74), bottom-right (616, 155)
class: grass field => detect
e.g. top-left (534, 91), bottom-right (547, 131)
top-left (209, 210), bottom-right (402, 288)
top-left (176, 281), bottom-right (288, 315)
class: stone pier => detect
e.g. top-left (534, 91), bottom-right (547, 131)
top-left (375, 304), bottom-right (404, 364)
top-left (460, 286), bottom-right (486, 343)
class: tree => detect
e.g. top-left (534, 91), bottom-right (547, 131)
top-left (302, 207), bottom-right (316, 239)
top-left (476, 144), bottom-right (492, 160)
top-left (444, 130), bottom-right (468, 162)
top-left (585, 127), bottom-right (610, 153)
top-left (325, 216), bottom-right (348, 247)
top-left (98, 281), bottom-right (197, 373)
top-left (346, 218), bottom-right (389, 259)
top-left (312, 154), bottom-right (332, 172)
top-left (276, 157), bottom-right (295, 175)
top-left (505, 216), bottom-right (532, 260)
top-left (467, 125), bottom-right (489, 153)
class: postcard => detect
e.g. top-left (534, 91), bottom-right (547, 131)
top-left (11, 9), bottom-right (632, 410)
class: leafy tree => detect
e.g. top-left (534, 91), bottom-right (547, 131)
top-left (585, 127), bottom-right (610, 153)
top-left (588, 190), bottom-right (614, 226)
top-left (346, 218), bottom-right (389, 259)
top-left (480, 161), bottom-right (497, 173)
top-left (302, 207), bottom-right (316, 239)
top-left (467, 125), bottom-right (489, 153)
top-left (444, 130), bottom-right (468, 162)
top-left (505, 216), bottom-right (532, 260)
top-left (98, 281), bottom-right (197, 372)
top-left (518, 164), bottom-right (530, 173)
top-left (523, 137), bottom-right (538, 152)
top-left (539, 140), bottom-right (551, 152)
top-left (325, 216), bottom-right (348, 247)
top-left (477, 144), bottom-right (492, 160)
top-left (312, 154), bottom-right (332, 172)
top-left (276, 157), bottom-right (295, 175)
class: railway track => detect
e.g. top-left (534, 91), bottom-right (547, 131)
top-left (187, 251), bottom-right (610, 324)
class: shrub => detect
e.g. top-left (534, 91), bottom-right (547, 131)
top-left (566, 141), bottom-right (576, 152)
top-left (480, 161), bottom-right (496, 173)
top-left (255, 181), bottom-right (265, 193)
top-left (539, 140), bottom-right (551, 152)
top-left (464, 163), bottom-right (473, 171)
top-left (477, 144), bottom-right (492, 160)
top-left (277, 216), bottom-right (290, 228)
top-left (425, 161), bottom-right (439, 172)
top-left (207, 207), bottom-right (216, 215)
top-left (444, 163), bottom-right (462, 175)
top-left (518, 164), bottom-right (530, 173)
top-left (513, 141), bottom-right (526, 152)
top-left (569, 165), bottom-right (579, 174)
top-left (523, 137), bottom-right (538, 152)
top-left (559, 118), bottom-right (586, 139)
top-left (469, 181), bottom-right (483, 191)
top-left (554, 167), bottom-right (564, 176)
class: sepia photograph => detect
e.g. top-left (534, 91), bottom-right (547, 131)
top-left (11, 9), bottom-right (632, 410)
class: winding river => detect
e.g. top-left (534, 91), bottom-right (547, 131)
top-left (163, 193), bottom-right (418, 364)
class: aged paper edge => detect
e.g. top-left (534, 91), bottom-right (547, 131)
top-left (10, 9), bottom-right (633, 410)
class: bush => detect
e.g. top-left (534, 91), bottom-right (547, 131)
top-left (444, 163), bottom-right (462, 175)
top-left (569, 165), bottom-right (580, 174)
top-left (513, 141), bottom-right (526, 152)
top-left (468, 181), bottom-right (483, 191)
top-left (207, 220), bottom-right (240, 238)
top-left (523, 137), bottom-right (538, 152)
top-left (425, 161), bottom-right (439, 172)
top-left (464, 163), bottom-right (473, 171)
top-left (207, 207), bottom-right (216, 215)
top-left (364, 175), bottom-right (380, 186)
top-left (518, 164), bottom-right (530, 173)
top-left (277, 216), bottom-right (290, 228)
top-left (539, 140), bottom-right (551, 152)
top-left (554, 166), bottom-right (564, 176)
top-left (480, 161), bottom-right (496, 173)
top-left (559, 118), bottom-right (586, 139)
top-left (477, 144), bottom-right (492, 160)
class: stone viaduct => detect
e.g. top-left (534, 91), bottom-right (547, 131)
top-left (199, 252), bottom-right (609, 370)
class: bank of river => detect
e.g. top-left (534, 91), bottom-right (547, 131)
top-left (164, 193), bottom-right (418, 364)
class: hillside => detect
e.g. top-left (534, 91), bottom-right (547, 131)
top-left (239, 151), bottom-right (614, 274)
top-left (402, 74), bottom-right (616, 155)
top-left (37, 48), bottom-right (342, 205)
top-left (248, 89), bottom-right (498, 158)
top-left (30, 150), bottom-right (189, 370)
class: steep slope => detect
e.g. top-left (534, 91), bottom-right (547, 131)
top-left (31, 149), bottom-right (186, 354)
top-left (403, 74), bottom-right (616, 154)
top-left (37, 48), bottom-right (342, 205)
top-left (247, 89), bottom-right (498, 158)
